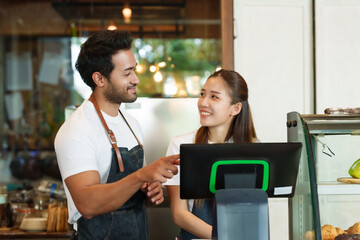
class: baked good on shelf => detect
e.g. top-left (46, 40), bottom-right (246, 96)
top-left (322, 224), bottom-right (338, 240)
top-left (337, 227), bottom-right (345, 235)
top-left (348, 223), bottom-right (360, 234)
top-left (335, 233), bottom-right (360, 240)
top-left (304, 224), bottom-right (360, 240)
top-left (305, 225), bottom-right (340, 240)
top-left (304, 230), bottom-right (314, 240)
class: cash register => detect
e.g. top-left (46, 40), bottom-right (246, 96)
top-left (180, 142), bottom-right (302, 240)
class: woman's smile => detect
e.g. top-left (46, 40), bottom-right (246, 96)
top-left (200, 110), bottom-right (212, 117)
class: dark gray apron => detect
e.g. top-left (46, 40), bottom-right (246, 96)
top-left (178, 199), bottom-right (215, 240)
top-left (76, 110), bottom-right (147, 240)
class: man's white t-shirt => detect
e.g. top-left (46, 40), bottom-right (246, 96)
top-left (54, 99), bottom-right (144, 225)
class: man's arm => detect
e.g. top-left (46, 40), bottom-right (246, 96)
top-left (65, 154), bottom-right (179, 219)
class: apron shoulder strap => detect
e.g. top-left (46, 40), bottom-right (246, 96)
top-left (118, 110), bottom-right (143, 148)
top-left (88, 94), bottom-right (124, 172)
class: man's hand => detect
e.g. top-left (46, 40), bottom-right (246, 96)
top-left (137, 154), bottom-right (180, 183)
top-left (141, 181), bottom-right (164, 205)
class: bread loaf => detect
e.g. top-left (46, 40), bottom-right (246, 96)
top-left (62, 207), bottom-right (68, 231)
top-left (55, 207), bottom-right (63, 232)
top-left (46, 206), bottom-right (57, 232)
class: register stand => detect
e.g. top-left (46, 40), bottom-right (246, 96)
top-left (179, 142), bottom-right (302, 240)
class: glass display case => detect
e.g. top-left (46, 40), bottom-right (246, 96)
top-left (287, 112), bottom-right (360, 240)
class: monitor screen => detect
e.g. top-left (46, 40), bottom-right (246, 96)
top-left (180, 142), bottom-right (302, 199)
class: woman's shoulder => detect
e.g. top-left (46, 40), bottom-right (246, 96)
top-left (171, 130), bottom-right (197, 144)
top-left (166, 130), bottom-right (197, 156)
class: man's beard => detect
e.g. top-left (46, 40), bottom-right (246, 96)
top-left (104, 83), bottom-right (137, 104)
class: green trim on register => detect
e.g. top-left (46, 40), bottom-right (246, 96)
top-left (209, 160), bottom-right (269, 194)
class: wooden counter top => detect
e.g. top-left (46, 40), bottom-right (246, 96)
top-left (0, 228), bottom-right (73, 239)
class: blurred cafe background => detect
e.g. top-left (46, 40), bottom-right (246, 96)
top-left (1, 0), bottom-right (360, 239)
top-left (0, 0), bottom-right (227, 239)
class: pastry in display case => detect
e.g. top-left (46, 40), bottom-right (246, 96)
top-left (335, 233), bottom-right (360, 240)
top-left (287, 112), bottom-right (360, 240)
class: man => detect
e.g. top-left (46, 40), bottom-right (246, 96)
top-left (54, 30), bottom-right (179, 239)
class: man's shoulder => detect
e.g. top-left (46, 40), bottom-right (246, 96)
top-left (56, 100), bottom-right (99, 137)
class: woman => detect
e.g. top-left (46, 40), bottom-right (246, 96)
top-left (164, 69), bottom-right (257, 240)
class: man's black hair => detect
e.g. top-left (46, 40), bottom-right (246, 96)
top-left (75, 30), bottom-right (133, 90)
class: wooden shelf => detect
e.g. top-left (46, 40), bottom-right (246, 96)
top-left (0, 228), bottom-right (73, 239)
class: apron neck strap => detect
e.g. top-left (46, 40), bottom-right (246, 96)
top-left (118, 110), bottom-right (143, 149)
top-left (89, 94), bottom-right (124, 172)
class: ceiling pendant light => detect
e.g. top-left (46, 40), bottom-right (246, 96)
top-left (107, 20), bottom-right (117, 30)
top-left (122, 4), bottom-right (132, 23)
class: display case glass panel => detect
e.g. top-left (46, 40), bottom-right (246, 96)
top-left (288, 112), bottom-right (360, 240)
